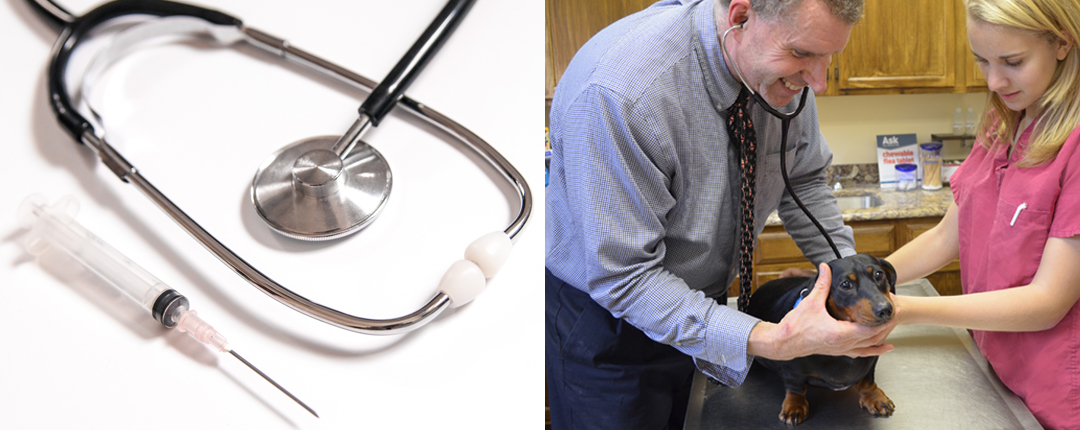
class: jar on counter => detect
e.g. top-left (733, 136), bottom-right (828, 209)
top-left (896, 163), bottom-right (918, 191)
top-left (920, 142), bottom-right (943, 190)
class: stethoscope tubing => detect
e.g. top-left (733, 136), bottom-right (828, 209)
top-left (40, 0), bottom-right (532, 335)
top-left (720, 22), bottom-right (842, 260)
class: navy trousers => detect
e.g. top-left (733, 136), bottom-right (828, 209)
top-left (546, 269), bottom-right (697, 430)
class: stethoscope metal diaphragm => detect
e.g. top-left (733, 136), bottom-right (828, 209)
top-left (251, 136), bottom-right (391, 241)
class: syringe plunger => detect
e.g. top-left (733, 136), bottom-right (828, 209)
top-left (18, 195), bottom-right (171, 320)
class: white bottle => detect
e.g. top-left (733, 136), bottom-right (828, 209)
top-left (965, 107), bottom-right (976, 135)
top-left (953, 107), bottom-right (963, 135)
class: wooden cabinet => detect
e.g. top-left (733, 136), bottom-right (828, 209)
top-left (834, 0), bottom-right (956, 91)
top-left (545, 0), bottom-right (654, 100)
top-left (826, 0), bottom-right (986, 95)
top-left (731, 216), bottom-right (961, 297)
top-left (898, 218), bottom-right (963, 296)
top-left (546, 0), bottom-right (557, 101)
top-left (546, 0), bottom-right (987, 103)
top-left (964, 52), bottom-right (988, 89)
top-left (957, 1), bottom-right (988, 90)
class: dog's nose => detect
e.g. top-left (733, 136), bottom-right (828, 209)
top-left (875, 304), bottom-right (894, 321)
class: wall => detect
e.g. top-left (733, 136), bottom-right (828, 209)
top-left (818, 92), bottom-right (989, 164)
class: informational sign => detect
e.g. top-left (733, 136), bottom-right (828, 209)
top-left (877, 133), bottom-right (921, 187)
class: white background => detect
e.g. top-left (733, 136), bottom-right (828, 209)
top-left (0, 0), bottom-right (545, 428)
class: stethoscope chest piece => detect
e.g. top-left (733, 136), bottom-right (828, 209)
top-left (252, 136), bottom-right (392, 241)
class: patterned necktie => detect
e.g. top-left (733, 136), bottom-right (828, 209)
top-left (726, 88), bottom-right (756, 312)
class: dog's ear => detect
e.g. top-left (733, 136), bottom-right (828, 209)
top-left (878, 257), bottom-right (898, 293)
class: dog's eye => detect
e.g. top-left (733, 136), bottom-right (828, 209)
top-left (874, 270), bottom-right (884, 282)
top-left (839, 280), bottom-right (853, 290)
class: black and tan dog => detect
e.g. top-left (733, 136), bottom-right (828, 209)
top-left (745, 253), bottom-right (897, 425)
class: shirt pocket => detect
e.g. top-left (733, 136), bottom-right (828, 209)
top-left (755, 144), bottom-right (798, 220)
top-left (990, 198), bottom-right (1051, 286)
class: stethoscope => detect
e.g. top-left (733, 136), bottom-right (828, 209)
top-left (721, 21), bottom-right (842, 260)
top-left (29, 0), bottom-right (532, 335)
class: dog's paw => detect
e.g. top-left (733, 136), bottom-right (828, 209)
top-left (857, 383), bottom-right (895, 417)
top-left (780, 391), bottom-right (810, 425)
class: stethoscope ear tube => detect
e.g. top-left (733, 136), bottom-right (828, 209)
top-left (45, 0), bottom-right (240, 142)
top-left (27, 0), bottom-right (73, 30)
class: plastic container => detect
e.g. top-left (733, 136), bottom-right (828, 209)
top-left (896, 163), bottom-right (918, 191)
top-left (920, 142), bottom-right (943, 190)
top-left (953, 108), bottom-right (963, 135)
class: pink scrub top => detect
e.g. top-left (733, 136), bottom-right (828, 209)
top-left (950, 117), bottom-right (1080, 429)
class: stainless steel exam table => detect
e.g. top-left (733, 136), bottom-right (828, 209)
top-left (683, 279), bottom-right (1043, 430)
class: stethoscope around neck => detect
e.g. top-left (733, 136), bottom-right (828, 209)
top-left (721, 21), bottom-right (842, 260)
top-left (30, 0), bottom-right (532, 335)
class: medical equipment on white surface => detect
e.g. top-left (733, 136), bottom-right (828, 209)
top-left (17, 194), bottom-right (318, 418)
top-left (27, 0), bottom-right (532, 335)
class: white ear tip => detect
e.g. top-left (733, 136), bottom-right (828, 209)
top-left (439, 260), bottom-right (487, 308)
top-left (464, 231), bottom-right (512, 278)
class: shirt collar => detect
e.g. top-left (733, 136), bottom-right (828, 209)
top-left (693, 0), bottom-right (744, 113)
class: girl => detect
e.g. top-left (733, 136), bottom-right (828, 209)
top-left (887, 0), bottom-right (1080, 428)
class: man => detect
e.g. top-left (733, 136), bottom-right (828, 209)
top-left (545, 0), bottom-right (898, 428)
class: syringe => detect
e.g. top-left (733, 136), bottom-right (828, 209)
top-left (17, 194), bottom-right (318, 418)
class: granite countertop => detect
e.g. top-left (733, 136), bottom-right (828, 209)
top-left (765, 184), bottom-right (954, 227)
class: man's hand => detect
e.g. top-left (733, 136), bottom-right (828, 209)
top-left (747, 263), bottom-right (898, 361)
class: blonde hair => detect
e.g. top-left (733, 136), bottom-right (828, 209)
top-left (968, 0), bottom-right (1080, 167)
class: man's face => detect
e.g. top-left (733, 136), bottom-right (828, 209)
top-left (734, 0), bottom-right (853, 107)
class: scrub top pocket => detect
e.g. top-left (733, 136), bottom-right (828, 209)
top-left (987, 198), bottom-right (1051, 289)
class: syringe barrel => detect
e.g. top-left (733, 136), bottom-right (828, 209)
top-left (18, 195), bottom-right (170, 315)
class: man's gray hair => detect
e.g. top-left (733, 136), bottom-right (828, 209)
top-left (718, 0), bottom-right (864, 25)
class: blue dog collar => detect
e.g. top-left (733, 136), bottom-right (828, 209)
top-left (793, 288), bottom-right (810, 310)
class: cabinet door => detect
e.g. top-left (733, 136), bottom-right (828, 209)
top-left (898, 217), bottom-right (962, 295)
top-left (755, 221), bottom-right (895, 266)
top-left (546, 0), bottom-right (557, 100)
top-left (852, 222), bottom-right (896, 257)
top-left (836, 0), bottom-right (955, 90)
top-left (754, 226), bottom-right (807, 265)
top-left (898, 217), bottom-right (937, 244)
top-left (964, 48), bottom-right (987, 88)
top-left (956, 0), bottom-right (988, 89)
top-left (752, 261), bottom-right (816, 293)
top-left (546, 0), bottom-right (655, 96)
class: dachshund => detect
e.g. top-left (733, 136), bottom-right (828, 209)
top-left (745, 253), bottom-right (897, 425)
